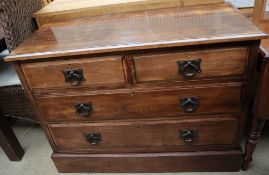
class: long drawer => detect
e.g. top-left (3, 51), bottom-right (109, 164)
top-left (48, 116), bottom-right (238, 152)
top-left (37, 82), bottom-right (243, 122)
top-left (133, 47), bottom-right (248, 83)
top-left (21, 55), bottom-right (126, 89)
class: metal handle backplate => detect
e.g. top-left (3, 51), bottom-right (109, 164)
top-left (62, 68), bottom-right (85, 86)
top-left (177, 59), bottom-right (201, 77)
top-left (179, 129), bottom-right (197, 144)
top-left (179, 96), bottom-right (200, 113)
top-left (84, 133), bottom-right (102, 145)
top-left (75, 103), bottom-right (93, 117)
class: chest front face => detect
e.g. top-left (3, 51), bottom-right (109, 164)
top-left (6, 3), bottom-right (266, 173)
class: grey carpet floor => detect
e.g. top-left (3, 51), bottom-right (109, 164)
top-left (1, 120), bottom-right (269, 175)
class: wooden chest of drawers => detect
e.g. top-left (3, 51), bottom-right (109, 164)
top-left (5, 3), bottom-right (267, 173)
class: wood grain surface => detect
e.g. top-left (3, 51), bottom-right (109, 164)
top-left (35, 0), bottom-right (224, 27)
top-left (36, 82), bottom-right (243, 122)
top-left (5, 3), bottom-right (266, 62)
top-left (52, 150), bottom-right (242, 173)
top-left (4, 3), bottom-right (264, 173)
top-left (48, 116), bottom-right (238, 152)
top-left (22, 55), bottom-right (126, 89)
top-left (133, 46), bottom-right (248, 83)
top-left (254, 58), bottom-right (269, 119)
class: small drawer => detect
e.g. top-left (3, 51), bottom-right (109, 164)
top-left (37, 82), bottom-right (243, 122)
top-left (48, 116), bottom-right (238, 152)
top-left (22, 56), bottom-right (125, 89)
top-left (133, 47), bottom-right (248, 83)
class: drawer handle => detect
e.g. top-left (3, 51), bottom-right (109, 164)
top-left (75, 103), bottom-right (93, 117)
top-left (180, 129), bottom-right (197, 144)
top-left (177, 59), bottom-right (201, 77)
top-left (179, 96), bottom-right (200, 113)
top-left (84, 133), bottom-right (102, 145)
top-left (62, 68), bottom-right (85, 86)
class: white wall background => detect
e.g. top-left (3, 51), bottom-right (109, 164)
top-left (266, 0), bottom-right (269, 11)
top-left (225, 0), bottom-right (269, 12)
top-left (225, 0), bottom-right (254, 8)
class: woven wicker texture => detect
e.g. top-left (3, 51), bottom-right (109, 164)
top-left (0, 0), bottom-right (43, 51)
top-left (0, 61), bottom-right (37, 121)
top-left (0, 24), bottom-right (5, 51)
top-left (0, 0), bottom-right (41, 121)
top-left (0, 85), bottom-right (37, 122)
top-left (0, 25), bottom-right (4, 39)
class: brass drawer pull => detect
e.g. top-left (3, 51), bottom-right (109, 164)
top-left (84, 133), bottom-right (102, 145)
top-left (62, 68), bottom-right (85, 86)
top-left (179, 129), bottom-right (197, 144)
top-left (75, 103), bottom-right (93, 117)
top-left (179, 96), bottom-right (200, 113)
top-left (177, 59), bottom-right (201, 77)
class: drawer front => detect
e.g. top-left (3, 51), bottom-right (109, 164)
top-left (37, 83), bottom-right (243, 122)
top-left (133, 47), bottom-right (248, 83)
top-left (22, 56), bottom-right (125, 89)
top-left (48, 117), bottom-right (238, 151)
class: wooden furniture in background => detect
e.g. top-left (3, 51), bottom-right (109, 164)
top-left (42, 0), bottom-right (53, 5)
top-left (253, 0), bottom-right (267, 16)
top-left (34, 0), bottom-right (224, 27)
top-left (0, 109), bottom-right (24, 161)
top-left (242, 0), bottom-right (269, 170)
top-left (34, 0), bottom-right (259, 27)
top-left (5, 3), bottom-right (266, 173)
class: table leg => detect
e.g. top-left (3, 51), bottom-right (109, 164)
top-left (0, 110), bottom-right (24, 161)
top-left (242, 118), bottom-right (265, 170)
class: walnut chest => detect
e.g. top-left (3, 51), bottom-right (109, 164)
top-left (5, 3), bottom-right (267, 173)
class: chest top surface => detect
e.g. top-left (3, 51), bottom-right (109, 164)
top-left (5, 3), bottom-right (267, 62)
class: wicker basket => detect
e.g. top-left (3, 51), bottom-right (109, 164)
top-left (0, 0), bottom-right (43, 51)
top-left (0, 85), bottom-right (37, 122)
top-left (0, 25), bottom-right (3, 39)
top-left (0, 0), bottom-right (42, 122)
top-left (0, 26), bottom-right (5, 51)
